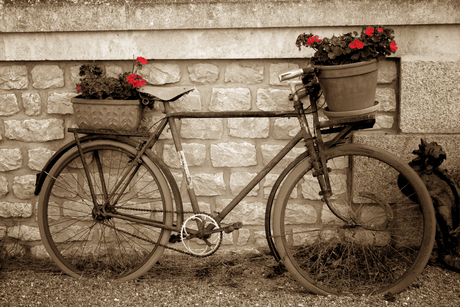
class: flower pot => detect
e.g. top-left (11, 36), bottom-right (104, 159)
top-left (71, 97), bottom-right (141, 131)
top-left (315, 59), bottom-right (380, 113)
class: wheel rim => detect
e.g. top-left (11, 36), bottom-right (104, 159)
top-left (39, 142), bottom-right (172, 280)
top-left (275, 146), bottom-right (435, 295)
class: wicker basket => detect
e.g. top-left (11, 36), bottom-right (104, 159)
top-left (71, 97), bottom-right (141, 131)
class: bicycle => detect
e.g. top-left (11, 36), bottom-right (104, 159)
top-left (34, 67), bottom-right (436, 296)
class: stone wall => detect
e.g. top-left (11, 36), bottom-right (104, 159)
top-left (0, 0), bottom-right (459, 256)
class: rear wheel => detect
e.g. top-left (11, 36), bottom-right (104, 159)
top-left (38, 140), bottom-right (173, 281)
top-left (272, 144), bottom-right (436, 295)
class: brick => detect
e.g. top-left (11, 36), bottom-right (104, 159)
top-left (13, 175), bottom-right (36, 200)
top-left (188, 63), bottom-right (219, 83)
top-left (230, 172), bottom-right (259, 196)
top-left (0, 176), bottom-right (8, 196)
top-left (180, 118), bottom-right (223, 139)
top-left (256, 88), bottom-right (293, 111)
top-left (138, 63), bottom-right (181, 85)
top-left (22, 92), bottom-right (42, 116)
top-left (224, 63), bottom-right (264, 84)
top-left (211, 142), bottom-right (257, 167)
top-left (191, 172), bottom-right (225, 196)
top-left (47, 92), bottom-right (75, 114)
top-left (4, 119), bottom-right (64, 142)
top-left (31, 65), bottom-right (64, 89)
top-left (0, 94), bottom-right (19, 116)
top-left (0, 65), bottom-right (28, 90)
top-left (163, 143), bottom-right (206, 168)
top-left (228, 118), bottom-right (269, 138)
top-left (0, 202), bottom-right (33, 218)
top-left (269, 63), bottom-right (300, 85)
top-left (28, 147), bottom-right (56, 171)
top-left (0, 148), bottom-right (22, 172)
top-left (210, 88), bottom-right (251, 111)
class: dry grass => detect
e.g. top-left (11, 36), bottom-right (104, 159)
top-left (1, 251), bottom-right (460, 307)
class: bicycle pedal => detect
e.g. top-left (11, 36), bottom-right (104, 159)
top-left (223, 222), bottom-right (243, 234)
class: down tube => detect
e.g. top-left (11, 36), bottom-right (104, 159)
top-left (215, 130), bottom-right (305, 223)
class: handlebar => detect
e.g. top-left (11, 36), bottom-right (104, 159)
top-left (278, 67), bottom-right (315, 82)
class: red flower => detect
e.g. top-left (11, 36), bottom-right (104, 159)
top-left (378, 28), bottom-right (383, 33)
top-left (77, 86), bottom-right (81, 90)
top-left (136, 57), bottom-right (148, 65)
top-left (127, 73), bottom-right (146, 88)
top-left (390, 41), bottom-right (398, 52)
top-left (365, 27), bottom-right (374, 36)
top-left (349, 40), bottom-right (364, 49)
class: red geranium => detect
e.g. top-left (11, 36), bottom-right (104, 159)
top-left (136, 57), bottom-right (148, 65)
top-left (365, 27), bottom-right (374, 36)
top-left (390, 41), bottom-right (398, 52)
top-left (349, 40), bottom-right (364, 49)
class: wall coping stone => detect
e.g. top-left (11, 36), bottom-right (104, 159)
top-left (1, 0), bottom-right (459, 33)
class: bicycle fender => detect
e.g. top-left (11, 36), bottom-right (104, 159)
top-left (34, 134), bottom-right (125, 196)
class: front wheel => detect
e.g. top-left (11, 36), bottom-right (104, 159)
top-left (38, 140), bottom-right (173, 281)
top-left (272, 144), bottom-right (436, 295)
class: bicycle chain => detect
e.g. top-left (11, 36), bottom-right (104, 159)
top-left (113, 206), bottom-right (218, 257)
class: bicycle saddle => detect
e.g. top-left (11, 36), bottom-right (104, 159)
top-left (138, 86), bottom-right (195, 101)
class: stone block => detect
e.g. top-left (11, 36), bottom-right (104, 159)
top-left (216, 199), bottom-right (265, 225)
top-left (105, 65), bottom-right (123, 78)
top-left (400, 60), bottom-right (460, 133)
top-left (0, 202), bottom-right (33, 218)
top-left (376, 88), bottom-right (396, 112)
top-left (30, 245), bottom-right (50, 258)
top-left (228, 118), bottom-right (269, 139)
top-left (31, 65), bottom-right (64, 89)
top-left (0, 65), bottom-right (28, 89)
top-left (188, 63), bottom-right (219, 83)
top-left (0, 148), bottom-right (22, 172)
top-left (0, 94), bottom-right (19, 116)
top-left (210, 88), bottom-right (251, 111)
top-left (273, 117), bottom-right (301, 139)
top-left (169, 90), bottom-right (202, 112)
top-left (374, 114), bottom-right (395, 129)
top-left (224, 63), bottom-right (264, 84)
top-left (236, 228), bottom-right (251, 246)
top-left (191, 172), bottom-right (225, 196)
top-left (138, 63), bottom-right (181, 85)
top-left (4, 119), bottom-right (64, 142)
top-left (28, 147), bottom-right (55, 171)
top-left (257, 88), bottom-right (293, 111)
top-left (13, 175), bottom-right (36, 200)
top-left (230, 172), bottom-right (259, 196)
top-left (8, 225), bottom-right (41, 241)
top-left (378, 60), bottom-right (397, 84)
top-left (270, 63), bottom-right (300, 85)
top-left (261, 145), bottom-right (305, 168)
top-left (0, 226), bottom-right (6, 239)
top-left (211, 142), bottom-right (257, 167)
top-left (69, 65), bottom-right (81, 87)
top-left (163, 143), bottom-right (206, 168)
top-left (353, 132), bottom-right (460, 175)
top-left (47, 92), bottom-right (75, 114)
top-left (22, 92), bottom-right (42, 116)
top-left (0, 176), bottom-right (9, 196)
top-left (180, 118), bottom-right (223, 139)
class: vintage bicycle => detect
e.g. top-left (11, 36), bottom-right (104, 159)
top-left (34, 67), bottom-right (436, 296)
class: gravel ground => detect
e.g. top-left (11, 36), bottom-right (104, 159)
top-left (1, 252), bottom-right (459, 307)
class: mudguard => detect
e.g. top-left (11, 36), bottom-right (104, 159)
top-left (33, 135), bottom-right (184, 227)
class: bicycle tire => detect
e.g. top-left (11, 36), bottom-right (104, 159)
top-left (38, 140), bottom-right (173, 281)
top-left (272, 144), bottom-right (436, 295)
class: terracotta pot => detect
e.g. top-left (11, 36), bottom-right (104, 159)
top-left (315, 59), bottom-right (380, 112)
top-left (71, 97), bottom-right (141, 130)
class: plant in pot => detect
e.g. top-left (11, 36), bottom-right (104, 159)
top-left (296, 26), bottom-right (398, 116)
top-left (72, 56), bottom-right (149, 131)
